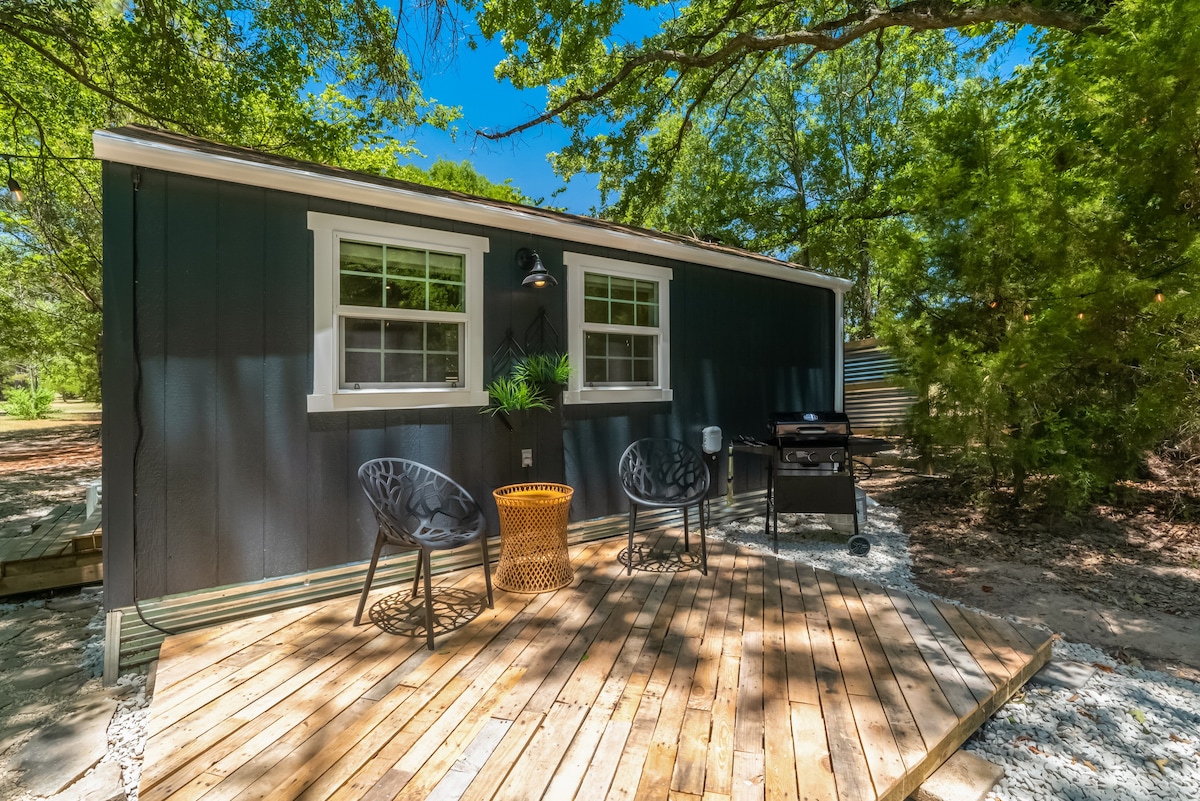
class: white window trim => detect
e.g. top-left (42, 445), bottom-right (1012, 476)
top-left (564, 251), bottom-right (673, 404)
top-left (308, 212), bottom-right (489, 412)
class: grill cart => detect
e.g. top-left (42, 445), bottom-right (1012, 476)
top-left (735, 411), bottom-right (870, 556)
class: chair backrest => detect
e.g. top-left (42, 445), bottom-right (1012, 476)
top-left (618, 438), bottom-right (711, 506)
top-left (358, 458), bottom-right (484, 549)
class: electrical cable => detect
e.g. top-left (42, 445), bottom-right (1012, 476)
top-left (128, 166), bottom-right (177, 637)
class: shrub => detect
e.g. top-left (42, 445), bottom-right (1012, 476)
top-left (3, 385), bottom-right (56, 419)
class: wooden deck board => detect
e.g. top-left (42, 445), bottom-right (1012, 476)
top-left (835, 575), bottom-right (928, 772)
top-left (141, 529), bottom-right (1052, 801)
top-left (0, 504), bottom-right (102, 596)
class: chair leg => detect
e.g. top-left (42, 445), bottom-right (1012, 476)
top-left (422, 550), bottom-right (436, 650)
top-left (683, 506), bottom-right (691, 552)
top-left (699, 500), bottom-right (709, 576)
top-left (627, 503), bottom-right (638, 576)
top-left (355, 531), bottom-right (386, 626)
top-left (411, 550), bottom-right (424, 599)
top-left (479, 535), bottom-right (494, 608)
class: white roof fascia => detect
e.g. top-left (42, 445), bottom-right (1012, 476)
top-left (93, 129), bottom-right (852, 292)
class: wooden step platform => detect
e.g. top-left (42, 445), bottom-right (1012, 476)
top-left (141, 530), bottom-right (1051, 801)
top-left (0, 504), bottom-right (103, 596)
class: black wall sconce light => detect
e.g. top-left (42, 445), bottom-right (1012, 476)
top-left (516, 248), bottom-right (558, 288)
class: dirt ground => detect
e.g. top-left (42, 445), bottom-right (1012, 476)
top-left (860, 451), bottom-right (1200, 682)
top-left (0, 420), bottom-right (102, 526)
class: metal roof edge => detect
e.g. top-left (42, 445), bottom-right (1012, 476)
top-left (92, 128), bottom-right (852, 292)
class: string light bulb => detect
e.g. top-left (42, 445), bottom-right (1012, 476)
top-left (1077, 311), bottom-right (1085, 320)
top-left (4, 159), bottom-right (22, 203)
top-left (1023, 308), bottom-right (1031, 322)
top-left (1154, 287), bottom-right (1164, 303)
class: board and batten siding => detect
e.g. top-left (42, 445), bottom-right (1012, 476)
top-left (101, 162), bottom-right (837, 609)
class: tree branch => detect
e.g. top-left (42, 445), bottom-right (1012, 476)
top-left (0, 16), bottom-right (194, 132)
top-left (479, 0), bottom-right (1105, 140)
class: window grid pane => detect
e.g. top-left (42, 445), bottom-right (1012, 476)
top-left (582, 272), bottom-right (658, 328)
top-left (343, 318), bottom-right (460, 386)
top-left (583, 332), bottom-right (657, 386)
top-left (341, 240), bottom-right (466, 313)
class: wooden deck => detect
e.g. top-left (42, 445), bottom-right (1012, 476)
top-left (141, 528), bottom-right (1052, 801)
top-left (0, 504), bottom-right (102, 596)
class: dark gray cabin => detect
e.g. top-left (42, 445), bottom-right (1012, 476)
top-left (95, 125), bottom-right (850, 613)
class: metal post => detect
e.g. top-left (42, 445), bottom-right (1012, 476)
top-left (103, 609), bottom-right (123, 686)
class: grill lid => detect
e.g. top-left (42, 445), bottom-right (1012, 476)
top-left (770, 410), bottom-right (851, 437)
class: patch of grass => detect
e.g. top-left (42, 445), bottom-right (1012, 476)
top-left (0, 417), bottom-right (100, 433)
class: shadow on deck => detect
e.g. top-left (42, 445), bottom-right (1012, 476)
top-left (139, 527), bottom-right (1051, 801)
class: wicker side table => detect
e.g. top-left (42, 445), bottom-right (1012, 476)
top-left (492, 483), bottom-right (574, 593)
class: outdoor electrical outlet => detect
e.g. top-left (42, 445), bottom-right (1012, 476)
top-left (521, 449), bottom-right (533, 468)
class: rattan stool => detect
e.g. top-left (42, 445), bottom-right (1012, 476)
top-left (493, 483), bottom-right (574, 593)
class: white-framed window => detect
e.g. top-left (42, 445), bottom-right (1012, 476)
top-left (308, 212), bottom-right (489, 412)
top-left (564, 252), bottom-right (673, 404)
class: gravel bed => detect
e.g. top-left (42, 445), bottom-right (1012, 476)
top-left (0, 595), bottom-right (149, 801)
top-left (712, 502), bottom-right (1200, 801)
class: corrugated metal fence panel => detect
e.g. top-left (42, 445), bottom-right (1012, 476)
top-left (845, 339), bottom-right (916, 433)
top-left (844, 352), bottom-right (901, 383)
top-left (845, 385), bottom-right (918, 432)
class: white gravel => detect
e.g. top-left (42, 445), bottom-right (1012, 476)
top-left (0, 595), bottom-right (150, 801)
top-left (3, 501), bottom-right (1196, 800)
top-left (712, 502), bottom-right (1200, 801)
top-left (80, 606), bottom-right (154, 799)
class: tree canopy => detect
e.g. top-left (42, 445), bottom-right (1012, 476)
top-left (0, 0), bottom-right (522, 403)
top-left (877, 0), bottom-right (1198, 506)
top-left (475, 0), bottom-right (1111, 140)
top-left (471, 0), bottom-right (1197, 507)
top-left (467, 0), bottom-right (1125, 334)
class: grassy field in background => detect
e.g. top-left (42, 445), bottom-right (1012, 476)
top-left (0, 401), bottom-right (102, 433)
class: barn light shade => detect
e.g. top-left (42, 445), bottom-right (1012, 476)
top-left (517, 248), bottom-right (557, 288)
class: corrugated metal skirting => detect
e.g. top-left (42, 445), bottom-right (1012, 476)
top-left (844, 339), bottom-right (916, 433)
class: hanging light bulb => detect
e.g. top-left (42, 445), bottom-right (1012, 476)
top-left (1077, 311), bottom-right (1085, 320)
top-left (1023, 307), bottom-right (1031, 322)
top-left (4, 159), bottom-right (22, 203)
top-left (1154, 287), bottom-right (1164, 303)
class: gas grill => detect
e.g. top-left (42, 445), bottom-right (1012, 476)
top-left (771, 411), bottom-right (851, 473)
top-left (734, 411), bottom-right (870, 555)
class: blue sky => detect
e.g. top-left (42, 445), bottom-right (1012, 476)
top-left (404, 33), bottom-right (604, 216)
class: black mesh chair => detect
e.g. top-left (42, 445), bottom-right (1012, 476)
top-left (356, 458), bottom-right (494, 649)
top-left (618, 438), bottom-right (710, 575)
